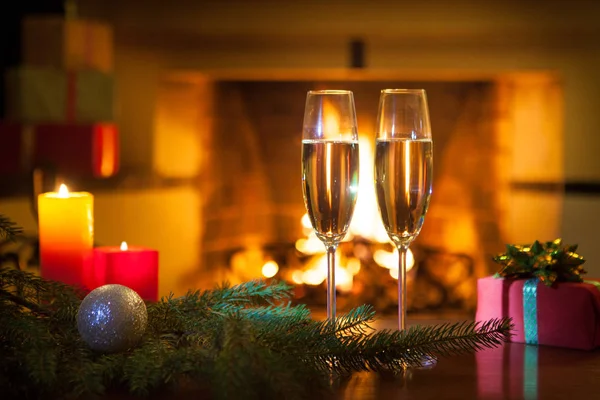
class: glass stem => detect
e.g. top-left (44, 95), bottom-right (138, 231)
top-left (326, 244), bottom-right (337, 322)
top-left (398, 245), bottom-right (409, 331)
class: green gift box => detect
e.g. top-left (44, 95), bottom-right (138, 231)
top-left (4, 66), bottom-right (115, 123)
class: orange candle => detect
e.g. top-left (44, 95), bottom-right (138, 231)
top-left (38, 184), bottom-right (94, 288)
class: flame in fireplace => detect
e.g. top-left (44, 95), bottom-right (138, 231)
top-left (323, 101), bottom-right (340, 139)
top-left (348, 135), bottom-right (391, 243)
top-left (261, 260), bottom-right (279, 278)
top-left (295, 135), bottom-right (415, 289)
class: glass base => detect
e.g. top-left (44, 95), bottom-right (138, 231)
top-left (381, 354), bottom-right (438, 374)
top-left (398, 351), bottom-right (438, 370)
top-left (411, 355), bottom-right (437, 370)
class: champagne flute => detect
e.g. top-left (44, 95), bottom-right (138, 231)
top-left (301, 90), bottom-right (360, 322)
top-left (374, 89), bottom-right (433, 332)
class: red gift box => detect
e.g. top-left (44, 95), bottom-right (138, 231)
top-left (34, 123), bottom-right (119, 178)
top-left (0, 123), bottom-right (31, 174)
top-left (475, 276), bottom-right (600, 350)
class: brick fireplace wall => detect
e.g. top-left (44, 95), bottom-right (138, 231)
top-left (152, 71), bottom-right (562, 310)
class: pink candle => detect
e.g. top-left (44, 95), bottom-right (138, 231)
top-left (93, 241), bottom-right (159, 301)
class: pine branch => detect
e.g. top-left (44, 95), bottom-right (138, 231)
top-left (0, 214), bottom-right (23, 242)
top-left (0, 288), bottom-right (51, 316)
top-left (212, 313), bottom-right (325, 400)
top-left (328, 318), bottom-right (513, 371)
top-left (208, 279), bottom-right (294, 310)
top-left (0, 267), bottom-right (82, 320)
top-left (145, 280), bottom-right (294, 345)
top-left (0, 268), bottom-right (513, 399)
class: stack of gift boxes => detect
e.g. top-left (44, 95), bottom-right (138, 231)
top-left (0, 13), bottom-right (119, 178)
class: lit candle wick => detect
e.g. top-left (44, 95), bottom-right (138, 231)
top-left (120, 241), bottom-right (128, 251)
top-left (57, 184), bottom-right (69, 198)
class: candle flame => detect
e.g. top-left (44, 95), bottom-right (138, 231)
top-left (57, 184), bottom-right (69, 198)
top-left (120, 241), bottom-right (128, 251)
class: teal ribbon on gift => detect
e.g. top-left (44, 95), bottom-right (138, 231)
top-left (522, 278), bottom-right (539, 345)
top-left (522, 279), bottom-right (600, 346)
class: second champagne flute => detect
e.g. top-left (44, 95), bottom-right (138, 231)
top-left (301, 90), bottom-right (360, 322)
top-left (374, 89), bottom-right (433, 332)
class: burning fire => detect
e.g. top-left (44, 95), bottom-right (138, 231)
top-left (249, 109), bottom-right (415, 291)
top-left (294, 135), bottom-right (415, 290)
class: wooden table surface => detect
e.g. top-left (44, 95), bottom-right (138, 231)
top-left (108, 315), bottom-right (600, 400)
top-left (335, 342), bottom-right (600, 399)
top-left (334, 316), bottom-right (600, 400)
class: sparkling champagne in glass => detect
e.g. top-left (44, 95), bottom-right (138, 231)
top-left (301, 90), bottom-right (360, 322)
top-left (374, 89), bottom-right (433, 333)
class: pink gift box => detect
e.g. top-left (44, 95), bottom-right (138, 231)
top-left (475, 276), bottom-right (600, 350)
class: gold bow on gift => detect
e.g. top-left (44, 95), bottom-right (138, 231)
top-left (492, 238), bottom-right (586, 286)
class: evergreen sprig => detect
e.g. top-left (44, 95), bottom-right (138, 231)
top-left (0, 213), bottom-right (23, 242)
top-left (0, 268), bottom-right (513, 399)
top-left (492, 238), bottom-right (586, 286)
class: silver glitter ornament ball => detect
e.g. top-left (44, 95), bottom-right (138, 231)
top-left (77, 284), bottom-right (148, 353)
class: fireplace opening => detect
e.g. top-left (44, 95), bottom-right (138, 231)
top-left (155, 69), bottom-right (564, 315)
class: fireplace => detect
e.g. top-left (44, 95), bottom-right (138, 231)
top-left (154, 69), bottom-right (564, 314)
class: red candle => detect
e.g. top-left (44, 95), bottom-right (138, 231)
top-left (93, 241), bottom-right (159, 301)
